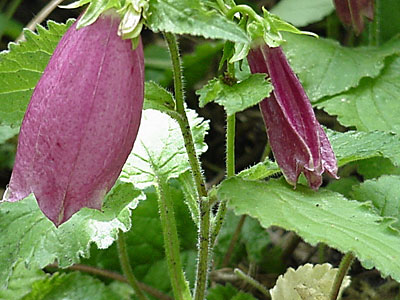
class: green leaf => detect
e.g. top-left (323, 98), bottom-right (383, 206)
top-left (0, 181), bottom-right (141, 287)
top-left (328, 129), bottom-right (400, 167)
top-left (270, 0), bottom-right (335, 27)
top-left (0, 124), bottom-right (19, 144)
top-left (121, 109), bottom-right (209, 188)
top-left (0, 261), bottom-right (45, 300)
top-left (144, 44), bottom-right (172, 85)
top-left (22, 272), bottom-right (119, 300)
top-left (197, 74), bottom-right (272, 116)
top-left (0, 20), bottom-right (74, 127)
top-left (357, 157), bottom-right (400, 179)
top-left (218, 177), bottom-right (400, 281)
top-left (147, 0), bottom-right (249, 43)
top-left (0, 13), bottom-right (23, 39)
top-left (282, 33), bottom-right (400, 102)
top-left (82, 184), bottom-right (197, 295)
top-left (326, 176), bottom-right (360, 199)
top-left (207, 283), bottom-right (256, 300)
top-left (319, 56), bottom-right (400, 134)
top-left (237, 159), bottom-right (280, 181)
top-left (370, 0), bottom-right (400, 44)
top-left (144, 81), bottom-right (175, 114)
top-left (351, 175), bottom-right (400, 231)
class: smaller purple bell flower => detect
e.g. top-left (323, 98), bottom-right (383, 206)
top-left (247, 43), bottom-right (338, 190)
top-left (333, 0), bottom-right (374, 35)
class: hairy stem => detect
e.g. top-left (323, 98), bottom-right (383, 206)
top-left (234, 268), bottom-right (271, 298)
top-left (329, 252), bottom-right (355, 300)
top-left (369, 0), bottom-right (381, 46)
top-left (155, 176), bottom-right (192, 300)
top-left (164, 32), bottom-right (209, 300)
top-left (117, 231), bottom-right (149, 300)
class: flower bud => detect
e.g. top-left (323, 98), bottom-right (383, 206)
top-left (3, 11), bottom-right (144, 226)
top-left (333, 0), bottom-right (374, 35)
top-left (247, 44), bottom-right (338, 190)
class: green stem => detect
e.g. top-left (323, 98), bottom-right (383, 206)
top-left (163, 32), bottom-right (209, 300)
top-left (226, 4), bottom-right (263, 22)
top-left (117, 231), bottom-right (149, 300)
top-left (216, 0), bottom-right (229, 14)
top-left (234, 268), bottom-right (271, 298)
top-left (155, 176), bottom-right (192, 300)
top-left (329, 252), bottom-right (354, 300)
top-left (222, 215), bottom-right (246, 267)
top-left (369, 0), bottom-right (380, 46)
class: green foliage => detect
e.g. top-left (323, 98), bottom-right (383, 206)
top-left (320, 56), bottom-right (400, 133)
top-left (121, 109), bottom-right (209, 188)
top-left (207, 283), bottom-right (257, 300)
top-left (328, 129), bottom-right (400, 167)
top-left (282, 33), bottom-right (400, 101)
top-left (147, 0), bottom-right (249, 43)
top-left (0, 20), bottom-right (73, 127)
top-left (351, 175), bottom-right (400, 231)
top-left (357, 157), bottom-right (400, 179)
top-left (0, 181), bottom-right (141, 287)
top-left (197, 74), bottom-right (273, 116)
top-left (144, 81), bottom-right (175, 114)
top-left (270, 0), bottom-right (334, 27)
top-left (0, 124), bottom-right (18, 144)
top-left (83, 184), bottom-right (197, 296)
top-left (238, 160), bottom-right (281, 181)
top-left (218, 177), bottom-right (400, 281)
top-left (0, 13), bottom-right (23, 39)
top-left (0, 261), bottom-right (45, 300)
top-left (22, 272), bottom-right (119, 300)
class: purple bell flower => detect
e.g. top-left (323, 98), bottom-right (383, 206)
top-left (247, 44), bottom-right (338, 190)
top-left (3, 11), bottom-right (144, 226)
top-left (333, 0), bottom-right (374, 35)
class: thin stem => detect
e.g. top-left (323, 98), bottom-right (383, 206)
top-left (216, 0), bottom-right (229, 14)
top-left (117, 231), bottom-right (149, 300)
top-left (226, 4), bottom-right (263, 22)
top-left (369, 0), bottom-right (380, 46)
top-left (46, 263), bottom-right (172, 300)
top-left (329, 252), bottom-right (355, 300)
top-left (155, 176), bottom-right (192, 300)
top-left (163, 32), bottom-right (209, 300)
top-left (16, 0), bottom-right (65, 42)
top-left (222, 215), bottom-right (246, 267)
top-left (4, 0), bottom-right (23, 18)
top-left (234, 268), bottom-right (271, 298)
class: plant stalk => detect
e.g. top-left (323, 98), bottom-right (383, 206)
top-left (234, 268), bottom-right (271, 298)
top-left (329, 252), bottom-right (355, 300)
top-left (155, 176), bottom-right (192, 300)
top-left (164, 32), bottom-right (209, 300)
top-left (117, 230), bottom-right (149, 300)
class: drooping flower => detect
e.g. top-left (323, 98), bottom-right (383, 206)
top-left (3, 11), bottom-right (144, 226)
top-left (247, 44), bottom-right (338, 190)
top-left (333, 0), bottom-right (374, 35)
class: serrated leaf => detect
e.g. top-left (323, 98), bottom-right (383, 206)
top-left (0, 181), bottom-right (141, 287)
top-left (144, 81), bottom-right (175, 113)
top-left (270, 263), bottom-right (350, 300)
top-left (82, 184), bottom-right (197, 295)
top-left (282, 33), bottom-right (400, 102)
top-left (121, 109), bottom-right (209, 188)
top-left (0, 20), bottom-right (74, 127)
top-left (218, 177), bottom-right (400, 281)
top-left (147, 0), bottom-right (249, 43)
top-left (207, 283), bottom-right (257, 300)
top-left (0, 261), bottom-right (45, 300)
top-left (328, 129), bottom-right (400, 167)
top-left (319, 56), bottom-right (400, 133)
top-left (197, 74), bottom-right (272, 116)
top-left (351, 175), bottom-right (400, 231)
top-left (22, 272), bottom-right (119, 300)
top-left (270, 0), bottom-right (335, 27)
